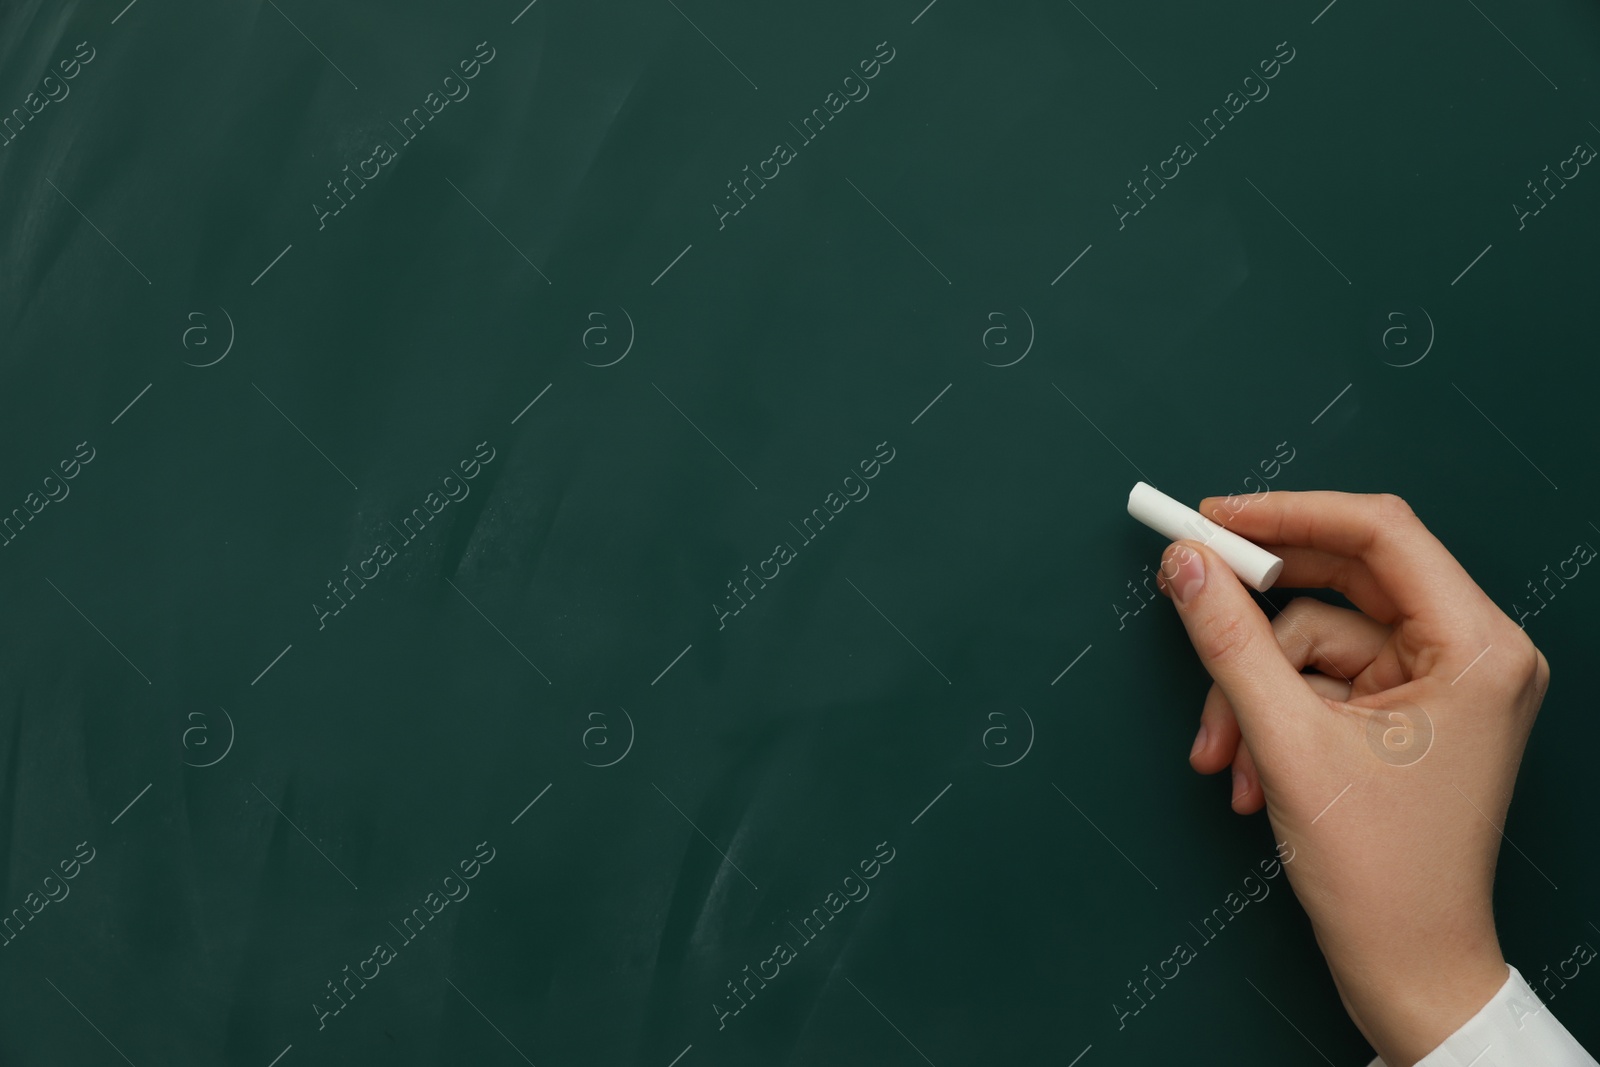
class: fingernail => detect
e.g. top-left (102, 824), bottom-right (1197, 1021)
top-left (1231, 767), bottom-right (1249, 801)
top-left (1189, 724), bottom-right (1208, 759)
top-left (1173, 547), bottom-right (1206, 606)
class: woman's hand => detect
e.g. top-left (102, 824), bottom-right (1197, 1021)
top-left (1156, 491), bottom-right (1550, 1067)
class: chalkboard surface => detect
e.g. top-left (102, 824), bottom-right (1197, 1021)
top-left (2, 0), bottom-right (1597, 1064)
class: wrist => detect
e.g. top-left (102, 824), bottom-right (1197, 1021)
top-left (1329, 939), bottom-right (1507, 1067)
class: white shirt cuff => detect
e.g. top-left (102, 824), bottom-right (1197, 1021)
top-left (1365, 965), bottom-right (1598, 1067)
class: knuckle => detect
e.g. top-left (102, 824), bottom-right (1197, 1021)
top-left (1375, 493), bottom-right (1415, 525)
top-left (1526, 641), bottom-right (1551, 692)
top-left (1196, 611), bottom-right (1254, 666)
top-left (1488, 627), bottom-right (1550, 702)
top-left (1282, 595), bottom-right (1319, 622)
top-left (1270, 597), bottom-right (1318, 653)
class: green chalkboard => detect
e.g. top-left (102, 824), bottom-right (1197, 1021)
top-left (2, 0), bottom-right (1598, 1064)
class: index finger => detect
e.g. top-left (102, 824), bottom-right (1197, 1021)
top-left (1196, 491), bottom-right (1480, 620)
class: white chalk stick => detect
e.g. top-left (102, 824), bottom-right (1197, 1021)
top-left (1126, 482), bottom-right (1283, 593)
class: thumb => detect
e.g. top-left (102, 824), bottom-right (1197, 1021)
top-left (1161, 539), bottom-right (1311, 746)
